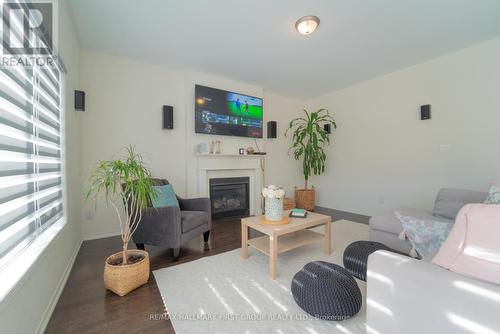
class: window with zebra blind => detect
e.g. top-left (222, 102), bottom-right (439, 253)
top-left (0, 55), bottom-right (65, 269)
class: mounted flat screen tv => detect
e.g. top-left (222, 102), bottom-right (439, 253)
top-left (195, 85), bottom-right (263, 138)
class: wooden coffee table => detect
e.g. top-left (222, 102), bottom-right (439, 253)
top-left (241, 211), bottom-right (331, 279)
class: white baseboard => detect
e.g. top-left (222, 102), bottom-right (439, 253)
top-left (83, 230), bottom-right (121, 241)
top-left (35, 238), bottom-right (82, 334)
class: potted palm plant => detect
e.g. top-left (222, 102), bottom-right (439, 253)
top-left (286, 109), bottom-right (336, 211)
top-left (86, 146), bottom-right (157, 296)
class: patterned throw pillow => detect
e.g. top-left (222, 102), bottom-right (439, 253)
top-left (394, 212), bottom-right (454, 258)
top-left (485, 184), bottom-right (500, 204)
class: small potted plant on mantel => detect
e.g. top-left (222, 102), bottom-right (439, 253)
top-left (86, 146), bottom-right (157, 296)
top-left (286, 109), bottom-right (336, 211)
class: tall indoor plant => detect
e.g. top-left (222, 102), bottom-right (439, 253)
top-left (286, 108), bottom-right (336, 210)
top-left (86, 146), bottom-right (157, 296)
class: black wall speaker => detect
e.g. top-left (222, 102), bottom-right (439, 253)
top-left (323, 123), bottom-right (331, 134)
top-left (421, 104), bottom-right (431, 120)
top-left (74, 90), bottom-right (85, 111)
top-left (267, 121), bottom-right (277, 139)
top-left (163, 105), bottom-right (174, 129)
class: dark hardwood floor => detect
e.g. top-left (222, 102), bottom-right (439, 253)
top-left (45, 210), bottom-right (352, 334)
top-left (45, 219), bottom-right (241, 334)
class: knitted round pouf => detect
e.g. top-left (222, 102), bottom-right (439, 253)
top-left (343, 240), bottom-right (392, 281)
top-left (291, 261), bottom-right (362, 321)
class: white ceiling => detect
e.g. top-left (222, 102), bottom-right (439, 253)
top-left (67, 0), bottom-right (500, 99)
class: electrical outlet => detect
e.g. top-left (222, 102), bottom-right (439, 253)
top-left (84, 210), bottom-right (95, 220)
top-left (378, 197), bottom-right (385, 205)
top-left (439, 144), bottom-right (451, 151)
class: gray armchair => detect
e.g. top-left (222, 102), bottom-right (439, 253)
top-left (132, 179), bottom-right (211, 261)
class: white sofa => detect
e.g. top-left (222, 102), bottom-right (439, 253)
top-left (366, 250), bottom-right (500, 334)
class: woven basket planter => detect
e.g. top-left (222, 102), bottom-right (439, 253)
top-left (104, 249), bottom-right (150, 296)
top-left (295, 187), bottom-right (315, 211)
top-left (284, 197), bottom-right (296, 211)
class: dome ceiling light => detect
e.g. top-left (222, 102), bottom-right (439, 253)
top-left (295, 15), bottom-right (320, 35)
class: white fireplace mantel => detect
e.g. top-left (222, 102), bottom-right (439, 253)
top-left (194, 154), bottom-right (265, 216)
top-left (194, 153), bottom-right (266, 159)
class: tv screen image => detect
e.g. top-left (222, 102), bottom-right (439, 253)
top-left (195, 85), bottom-right (263, 138)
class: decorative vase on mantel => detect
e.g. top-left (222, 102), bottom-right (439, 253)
top-left (262, 185), bottom-right (285, 221)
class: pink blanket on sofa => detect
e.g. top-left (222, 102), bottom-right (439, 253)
top-left (432, 204), bottom-right (500, 285)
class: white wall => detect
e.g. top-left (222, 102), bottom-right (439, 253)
top-left (79, 50), bottom-right (187, 239)
top-left (0, 0), bottom-right (83, 333)
top-left (79, 51), bottom-right (300, 239)
top-left (306, 38), bottom-right (500, 216)
top-left (263, 92), bottom-right (305, 196)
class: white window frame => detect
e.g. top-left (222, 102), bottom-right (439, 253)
top-left (0, 71), bottom-right (67, 304)
top-left (0, 14), bottom-right (67, 304)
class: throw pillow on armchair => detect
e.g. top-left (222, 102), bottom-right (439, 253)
top-left (432, 203), bottom-right (500, 285)
top-left (152, 184), bottom-right (179, 208)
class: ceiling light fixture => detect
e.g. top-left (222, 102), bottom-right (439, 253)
top-left (295, 15), bottom-right (320, 35)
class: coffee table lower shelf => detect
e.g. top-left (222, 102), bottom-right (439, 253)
top-left (241, 211), bottom-right (332, 279)
top-left (247, 229), bottom-right (324, 256)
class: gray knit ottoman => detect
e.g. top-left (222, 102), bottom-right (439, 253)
top-left (291, 261), bottom-right (362, 321)
top-left (343, 240), bottom-right (392, 281)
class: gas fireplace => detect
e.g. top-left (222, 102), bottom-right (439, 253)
top-left (209, 177), bottom-right (250, 220)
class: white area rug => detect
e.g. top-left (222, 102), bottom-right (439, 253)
top-left (154, 220), bottom-right (369, 334)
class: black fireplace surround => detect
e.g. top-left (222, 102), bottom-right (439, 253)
top-left (209, 177), bottom-right (250, 220)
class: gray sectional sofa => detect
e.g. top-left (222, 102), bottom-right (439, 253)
top-left (369, 188), bottom-right (488, 254)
